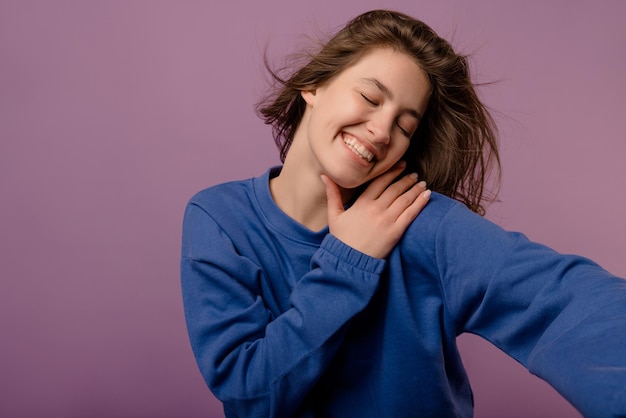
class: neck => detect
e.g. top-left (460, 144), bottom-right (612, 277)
top-left (270, 159), bottom-right (330, 232)
top-left (269, 139), bottom-right (354, 232)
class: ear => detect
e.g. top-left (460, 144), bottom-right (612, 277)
top-left (301, 89), bottom-right (317, 106)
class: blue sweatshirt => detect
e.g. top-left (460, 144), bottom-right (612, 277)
top-left (181, 167), bottom-right (626, 418)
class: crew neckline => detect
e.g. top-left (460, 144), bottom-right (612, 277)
top-left (252, 166), bottom-right (329, 246)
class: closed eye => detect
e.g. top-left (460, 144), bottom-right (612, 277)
top-left (361, 93), bottom-right (378, 106)
top-left (396, 123), bottom-right (410, 138)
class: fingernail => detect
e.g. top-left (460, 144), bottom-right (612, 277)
top-left (417, 181), bottom-right (427, 188)
top-left (423, 189), bottom-right (431, 199)
top-left (409, 172), bottom-right (418, 180)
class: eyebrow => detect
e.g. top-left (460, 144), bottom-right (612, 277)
top-left (362, 77), bottom-right (423, 120)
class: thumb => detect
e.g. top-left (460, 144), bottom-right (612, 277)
top-left (320, 174), bottom-right (344, 221)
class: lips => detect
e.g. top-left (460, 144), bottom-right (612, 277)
top-left (343, 135), bottom-right (375, 162)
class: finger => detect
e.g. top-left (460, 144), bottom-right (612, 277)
top-left (386, 180), bottom-right (428, 219)
top-left (321, 174), bottom-right (345, 221)
top-left (360, 161), bottom-right (407, 199)
top-left (393, 187), bottom-right (431, 226)
top-left (376, 172), bottom-right (420, 207)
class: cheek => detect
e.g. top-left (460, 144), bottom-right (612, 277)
top-left (335, 94), bottom-right (368, 120)
top-left (373, 142), bottom-right (410, 177)
top-left (389, 140), bottom-right (411, 161)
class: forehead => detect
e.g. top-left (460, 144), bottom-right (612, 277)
top-left (339, 47), bottom-right (427, 85)
top-left (336, 47), bottom-right (431, 106)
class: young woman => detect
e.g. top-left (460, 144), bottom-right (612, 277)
top-left (181, 10), bottom-right (626, 418)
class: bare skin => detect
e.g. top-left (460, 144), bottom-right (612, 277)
top-left (270, 48), bottom-right (432, 259)
top-left (322, 164), bottom-right (430, 259)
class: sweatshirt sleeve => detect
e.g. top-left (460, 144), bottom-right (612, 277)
top-left (180, 202), bottom-right (385, 418)
top-left (436, 203), bottom-right (626, 417)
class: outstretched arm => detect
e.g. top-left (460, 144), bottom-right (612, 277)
top-left (431, 203), bottom-right (626, 417)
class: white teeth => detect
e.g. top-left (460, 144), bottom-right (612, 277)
top-left (343, 136), bottom-right (374, 162)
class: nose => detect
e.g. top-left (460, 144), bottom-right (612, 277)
top-left (366, 111), bottom-right (393, 144)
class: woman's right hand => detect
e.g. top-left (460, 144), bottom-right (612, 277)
top-left (322, 162), bottom-right (431, 259)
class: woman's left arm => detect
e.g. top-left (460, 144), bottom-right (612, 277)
top-left (435, 203), bottom-right (626, 418)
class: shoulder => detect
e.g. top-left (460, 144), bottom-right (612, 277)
top-left (182, 177), bottom-right (259, 248)
top-left (399, 192), bottom-right (512, 261)
top-left (182, 177), bottom-right (264, 260)
top-left (401, 192), bottom-right (471, 245)
top-left (411, 192), bottom-right (509, 238)
top-left (186, 168), bottom-right (278, 221)
top-left (188, 177), bottom-right (255, 213)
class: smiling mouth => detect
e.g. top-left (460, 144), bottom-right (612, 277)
top-left (343, 136), bottom-right (375, 162)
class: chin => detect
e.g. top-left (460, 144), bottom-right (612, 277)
top-left (333, 175), bottom-right (370, 190)
top-left (325, 163), bottom-right (378, 190)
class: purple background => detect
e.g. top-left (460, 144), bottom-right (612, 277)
top-left (1, 1), bottom-right (624, 417)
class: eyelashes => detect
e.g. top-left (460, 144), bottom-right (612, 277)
top-left (361, 93), bottom-right (411, 138)
top-left (397, 125), bottom-right (410, 138)
top-left (361, 93), bottom-right (378, 106)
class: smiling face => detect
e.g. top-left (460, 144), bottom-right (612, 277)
top-left (296, 47), bottom-right (431, 189)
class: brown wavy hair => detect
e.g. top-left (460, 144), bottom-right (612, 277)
top-left (257, 9), bottom-right (500, 215)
